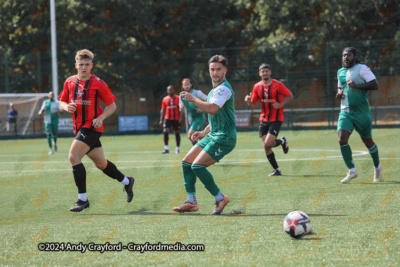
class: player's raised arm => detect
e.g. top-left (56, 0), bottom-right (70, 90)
top-left (59, 101), bottom-right (77, 113)
top-left (272, 92), bottom-right (293, 109)
top-left (245, 93), bottom-right (257, 109)
top-left (181, 91), bottom-right (220, 115)
top-left (92, 101), bottom-right (116, 129)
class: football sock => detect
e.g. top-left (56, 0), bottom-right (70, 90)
top-left (375, 163), bottom-right (382, 170)
top-left (78, 193), bottom-right (87, 202)
top-left (72, 163), bottom-right (86, 194)
top-left (121, 176), bottom-right (130, 185)
top-left (191, 164), bottom-right (220, 196)
top-left (164, 132), bottom-right (169, 145)
top-left (175, 133), bottom-right (181, 147)
top-left (102, 160), bottom-right (124, 182)
top-left (214, 192), bottom-right (224, 202)
top-left (187, 194), bottom-right (197, 205)
top-left (368, 143), bottom-right (380, 168)
top-left (182, 161), bottom-right (196, 194)
top-left (267, 152), bottom-right (279, 170)
top-left (46, 133), bottom-right (53, 149)
top-left (275, 139), bottom-right (283, 147)
top-left (53, 136), bottom-right (57, 144)
top-left (165, 145), bottom-right (169, 150)
top-left (349, 167), bottom-right (357, 173)
top-left (340, 144), bottom-right (355, 169)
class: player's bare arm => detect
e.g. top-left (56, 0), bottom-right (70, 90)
top-left (179, 108), bottom-right (184, 124)
top-left (181, 91), bottom-right (220, 115)
top-left (244, 93), bottom-right (257, 109)
top-left (347, 79), bottom-right (378, 90)
top-left (159, 108), bottom-right (166, 126)
top-left (59, 101), bottom-right (77, 113)
top-left (92, 101), bottom-right (116, 129)
top-left (272, 92), bottom-right (294, 109)
top-left (191, 125), bottom-right (210, 142)
top-left (336, 88), bottom-right (344, 99)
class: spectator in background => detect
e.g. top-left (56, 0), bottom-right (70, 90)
top-left (38, 91), bottom-right (62, 155)
top-left (7, 103), bottom-right (18, 135)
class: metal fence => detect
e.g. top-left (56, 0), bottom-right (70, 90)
top-left (1, 39), bottom-right (399, 136)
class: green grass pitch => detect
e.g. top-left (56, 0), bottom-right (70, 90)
top-left (0, 129), bottom-right (399, 266)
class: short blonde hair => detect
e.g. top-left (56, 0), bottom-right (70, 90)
top-left (75, 49), bottom-right (94, 62)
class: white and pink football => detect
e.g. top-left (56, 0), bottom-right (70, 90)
top-left (283, 211), bottom-right (311, 239)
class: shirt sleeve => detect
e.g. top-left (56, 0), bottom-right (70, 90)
top-left (337, 76), bottom-right (342, 88)
top-left (209, 86), bottom-right (232, 108)
top-left (359, 65), bottom-right (376, 82)
top-left (98, 81), bottom-right (117, 105)
top-left (197, 90), bottom-right (208, 101)
top-left (59, 81), bottom-right (70, 102)
top-left (278, 83), bottom-right (291, 97)
top-left (250, 85), bottom-right (260, 102)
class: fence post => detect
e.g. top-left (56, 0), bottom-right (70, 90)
top-left (5, 50), bottom-right (9, 95)
top-left (37, 53), bottom-right (41, 91)
top-left (285, 45), bottom-right (289, 86)
top-left (326, 42), bottom-right (331, 108)
top-left (121, 51), bottom-right (126, 116)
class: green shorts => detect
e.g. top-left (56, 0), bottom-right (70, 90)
top-left (337, 111), bottom-right (372, 139)
top-left (196, 134), bottom-right (236, 162)
top-left (45, 122), bottom-right (58, 135)
top-left (190, 116), bottom-right (205, 131)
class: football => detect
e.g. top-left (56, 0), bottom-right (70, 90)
top-left (283, 211), bottom-right (311, 239)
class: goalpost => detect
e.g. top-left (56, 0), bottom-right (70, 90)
top-left (0, 93), bottom-right (48, 136)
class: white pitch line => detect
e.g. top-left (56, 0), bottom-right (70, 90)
top-left (0, 153), bottom-right (369, 164)
top-left (0, 157), bottom-right (397, 175)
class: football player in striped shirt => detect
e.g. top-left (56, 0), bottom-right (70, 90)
top-left (244, 63), bottom-right (293, 176)
top-left (159, 85), bottom-right (182, 154)
top-left (59, 49), bottom-right (135, 212)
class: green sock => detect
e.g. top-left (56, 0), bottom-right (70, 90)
top-left (191, 164), bottom-right (220, 196)
top-left (182, 161), bottom-right (196, 194)
top-left (47, 133), bottom-right (53, 150)
top-left (53, 136), bottom-right (57, 145)
top-left (340, 144), bottom-right (355, 169)
top-left (368, 144), bottom-right (380, 168)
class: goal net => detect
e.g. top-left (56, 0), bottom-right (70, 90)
top-left (0, 93), bottom-right (48, 136)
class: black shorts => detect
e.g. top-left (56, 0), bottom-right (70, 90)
top-left (163, 119), bottom-right (181, 131)
top-left (75, 128), bottom-right (102, 154)
top-left (259, 121), bottom-right (283, 137)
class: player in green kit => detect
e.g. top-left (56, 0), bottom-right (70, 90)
top-left (336, 47), bottom-right (382, 183)
top-left (179, 78), bottom-right (208, 145)
top-left (173, 55), bottom-right (236, 215)
top-left (38, 91), bottom-right (62, 155)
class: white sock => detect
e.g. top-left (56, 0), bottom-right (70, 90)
top-left (349, 167), bottom-right (357, 173)
top-left (276, 167), bottom-right (281, 172)
top-left (214, 192), bottom-right (224, 202)
top-left (121, 176), bottom-right (129, 185)
top-left (187, 194), bottom-right (197, 204)
top-left (78, 193), bottom-right (87, 202)
top-left (281, 138), bottom-right (285, 144)
top-left (165, 145), bottom-right (169, 150)
top-left (374, 163), bottom-right (381, 169)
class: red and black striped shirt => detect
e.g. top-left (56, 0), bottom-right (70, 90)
top-left (251, 79), bottom-right (291, 122)
top-left (161, 95), bottom-right (180, 120)
top-left (59, 74), bottom-right (117, 134)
